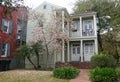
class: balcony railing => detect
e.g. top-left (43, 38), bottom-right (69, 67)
top-left (82, 30), bottom-right (94, 36)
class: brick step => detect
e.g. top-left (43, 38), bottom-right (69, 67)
top-left (55, 62), bottom-right (90, 69)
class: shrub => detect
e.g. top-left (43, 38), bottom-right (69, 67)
top-left (53, 66), bottom-right (80, 79)
top-left (116, 68), bottom-right (120, 77)
top-left (91, 53), bottom-right (116, 68)
top-left (89, 67), bottom-right (118, 82)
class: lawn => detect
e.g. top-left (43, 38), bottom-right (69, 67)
top-left (0, 70), bottom-right (69, 82)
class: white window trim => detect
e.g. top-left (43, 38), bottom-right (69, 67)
top-left (3, 19), bottom-right (10, 33)
top-left (1, 43), bottom-right (9, 57)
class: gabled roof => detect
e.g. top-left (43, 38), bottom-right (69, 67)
top-left (34, 1), bottom-right (70, 17)
top-left (34, 1), bottom-right (64, 10)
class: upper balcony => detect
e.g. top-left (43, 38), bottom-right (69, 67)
top-left (69, 12), bottom-right (97, 39)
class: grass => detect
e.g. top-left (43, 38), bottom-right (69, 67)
top-left (0, 70), bottom-right (69, 82)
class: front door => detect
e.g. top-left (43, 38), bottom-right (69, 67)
top-left (71, 44), bottom-right (80, 61)
top-left (84, 42), bottom-right (94, 61)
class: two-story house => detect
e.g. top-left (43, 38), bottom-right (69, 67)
top-left (68, 12), bottom-right (98, 62)
top-left (26, 2), bottom-right (98, 69)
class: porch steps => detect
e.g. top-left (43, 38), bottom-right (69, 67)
top-left (55, 62), bottom-right (90, 69)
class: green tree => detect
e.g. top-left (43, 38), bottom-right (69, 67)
top-left (31, 41), bottom-right (45, 68)
top-left (102, 28), bottom-right (120, 63)
top-left (16, 41), bottom-right (45, 70)
top-left (0, 0), bottom-right (24, 7)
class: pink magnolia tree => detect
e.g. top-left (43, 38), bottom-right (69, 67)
top-left (30, 11), bottom-right (68, 68)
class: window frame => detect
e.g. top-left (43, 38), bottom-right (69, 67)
top-left (0, 43), bottom-right (10, 57)
top-left (72, 44), bottom-right (80, 55)
top-left (83, 20), bottom-right (93, 32)
top-left (1, 18), bottom-right (12, 34)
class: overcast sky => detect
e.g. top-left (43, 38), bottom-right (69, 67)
top-left (24, 0), bottom-right (77, 13)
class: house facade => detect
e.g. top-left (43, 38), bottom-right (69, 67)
top-left (0, 7), bottom-right (28, 70)
top-left (66, 12), bottom-right (98, 62)
top-left (26, 2), bottom-right (98, 68)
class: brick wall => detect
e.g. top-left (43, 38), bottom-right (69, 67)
top-left (55, 61), bottom-right (90, 69)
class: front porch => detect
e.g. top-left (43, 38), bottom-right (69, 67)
top-left (55, 39), bottom-right (98, 63)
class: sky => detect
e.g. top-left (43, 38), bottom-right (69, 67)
top-left (24, 0), bottom-right (77, 13)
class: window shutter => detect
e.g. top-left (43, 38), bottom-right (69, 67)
top-left (1, 19), bottom-right (5, 31)
top-left (0, 43), bottom-right (2, 56)
top-left (7, 43), bottom-right (10, 56)
top-left (8, 21), bottom-right (12, 33)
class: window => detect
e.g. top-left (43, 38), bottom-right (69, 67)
top-left (71, 21), bottom-right (80, 32)
top-left (73, 47), bottom-right (76, 54)
top-left (77, 47), bottom-right (80, 54)
top-left (84, 42), bottom-right (94, 54)
top-left (43, 5), bottom-right (47, 9)
top-left (1, 19), bottom-right (12, 33)
top-left (83, 20), bottom-right (93, 32)
top-left (72, 44), bottom-right (80, 54)
top-left (0, 43), bottom-right (10, 57)
top-left (75, 21), bottom-right (80, 30)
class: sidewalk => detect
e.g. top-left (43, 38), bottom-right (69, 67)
top-left (69, 69), bottom-right (90, 82)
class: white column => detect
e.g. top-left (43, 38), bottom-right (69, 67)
top-left (62, 11), bottom-right (64, 32)
top-left (54, 51), bottom-right (56, 64)
top-left (80, 17), bottom-right (82, 37)
top-left (95, 39), bottom-right (98, 54)
top-left (62, 39), bottom-right (65, 62)
top-left (67, 21), bottom-right (70, 37)
top-left (67, 41), bottom-right (70, 62)
top-left (62, 11), bottom-right (65, 62)
top-left (80, 40), bottom-right (83, 62)
top-left (93, 15), bottom-right (97, 36)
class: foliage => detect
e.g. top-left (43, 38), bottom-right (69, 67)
top-left (16, 41), bottom-right (44, 69)
top-left (91, 53), bottom-right (116, 68)
top-left (102, 30), bottom-right (120, 63)
top-left (53, 67), bottom-right (80, 79)
top-left (73, 0), bottom-right (120, 26)
top-left (117, 69), bottom-right (120, 78)
top-left (0, 0), bottom-right (24, 7)
top-left (89, 67), bottom-right (118, 82)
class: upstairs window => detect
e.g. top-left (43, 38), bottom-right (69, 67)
top-left (1, 18), bottom-right (12, 33)
top-left (0, 43), bottom-right (10, 57)
top-left (75, 21), bottom-right (80, 31)
top-left (43, 5), bottom-right (47, 9)
top-left (71, 21), bottom-right (80, 32)
top-left (83, 20), bottom-right (93, 32)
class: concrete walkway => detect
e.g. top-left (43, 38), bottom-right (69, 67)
top-left (70, 69), bottom-right (90, 82)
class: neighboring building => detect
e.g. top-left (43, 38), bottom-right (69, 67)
top-left (26, 2), bottom-right (98, 68)
top-left (0, 7), bottom-right (28, 70)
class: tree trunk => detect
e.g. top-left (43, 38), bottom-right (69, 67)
top-left (27, 57), bottom-right (37, 70)
top-left (115, 44), bottom-right (119, 63)
top-left (97, 29), bottom-right (103, 52)
top-left (35, 50), bottom-right (41, 69)
top-left (45, 44), bottom-right (49, 69)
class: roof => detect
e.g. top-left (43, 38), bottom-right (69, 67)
top-left (35, 1), bottom-right (64, 10)
top-left (34, 1), bottom-right (70, 17)
top-left (71, 12), bottom-right (97, 18)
